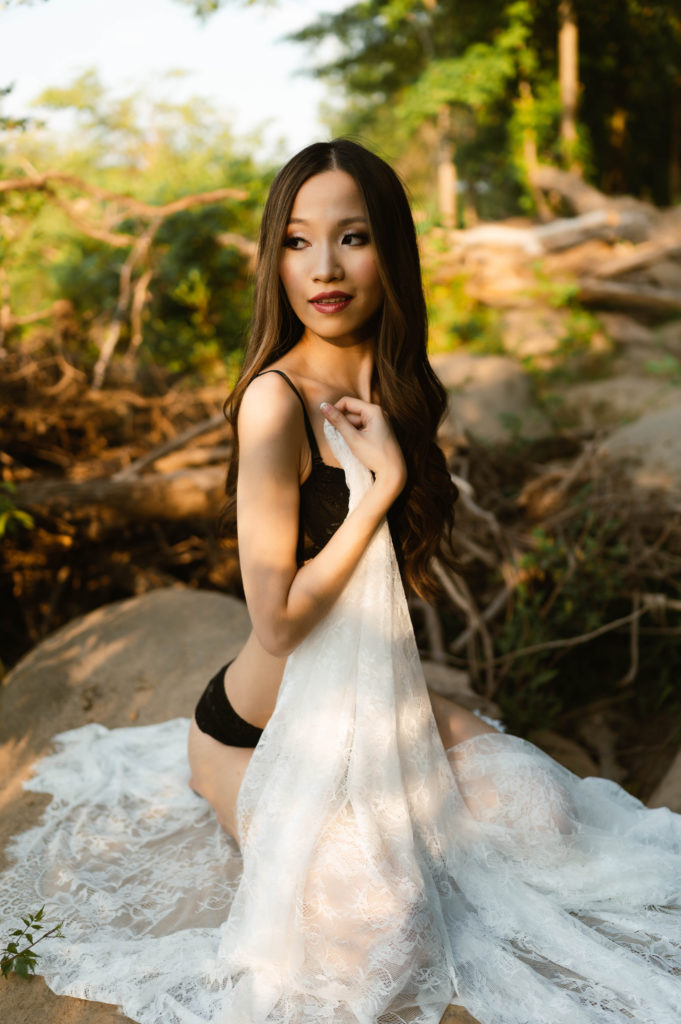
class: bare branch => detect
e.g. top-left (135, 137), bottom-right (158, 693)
top-left (495, 593), bottom-right (679, 667)
top-left (0, 170), bottom-right (248, 212)
top-left (433, 560), bottom-right (497, 698)
top-left (113, 412), bottom-right (227, 480)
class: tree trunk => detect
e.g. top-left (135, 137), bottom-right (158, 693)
top-left (437, 105), bottom-right (458, 229)
top-left (558, 0), bottom-right (580, 173)
top-left (518, 80), bottom-right (552, 221)
top-left (670, 72), bottom-right (681, 203)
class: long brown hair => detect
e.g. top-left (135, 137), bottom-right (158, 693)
top-left (223, 139), bottom-right (458, 599)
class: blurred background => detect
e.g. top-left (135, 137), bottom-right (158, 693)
top-left (1, 0), bottom-right (681, 806)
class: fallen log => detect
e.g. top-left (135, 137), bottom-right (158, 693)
top-left (154, 445), bottom-right (232, 473)
top-left (14, 466), bottom-right (225, 524)
top-left (533, 209), bottom-right (642, 252)
top-left (578, 277), bottom-right (681, 315)
top-left (529, 164), bottom-right (608, 215)
top-left (530, 165), bottom-right (659, 226)
top-left (451, 208), bottom-right (655, 257)
top-left (591, 238), bottom-right (681, 279)
top-left (114, 412), bottom-right (227, 480)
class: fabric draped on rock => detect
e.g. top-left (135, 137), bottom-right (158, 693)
top-left (1, 422), bottom-right (681, 1023)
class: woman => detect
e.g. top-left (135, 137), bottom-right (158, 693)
top-left (1, 141), bottom-right (680, 1024)
top-left (187, 138), bottom-right (498, 842)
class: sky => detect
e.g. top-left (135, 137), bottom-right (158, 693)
top-left (1, 0), bottom-right (346, 159)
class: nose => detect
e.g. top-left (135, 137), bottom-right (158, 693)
top-left (312, 242), bottom-right (343, 282)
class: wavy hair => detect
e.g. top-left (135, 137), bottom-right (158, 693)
top-left (223, 139), bottom-right (458, 599)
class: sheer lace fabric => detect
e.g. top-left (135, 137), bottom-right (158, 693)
top-left (1, 424), bottom-right (680, 1023)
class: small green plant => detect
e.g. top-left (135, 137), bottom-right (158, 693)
top-left (1, 907), bottom-right (64, 980)
top-left (529, 262), bottom-right (580, 309)
top-left (424, 273), bottom-right (503, 354)
top-left (0, 482), bottom-right (34, 539)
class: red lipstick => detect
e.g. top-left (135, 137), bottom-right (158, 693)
top-left (309, 291), bottom-right (353, 314)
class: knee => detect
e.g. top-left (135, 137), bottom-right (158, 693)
top-left (429, 691), bottom-right (499, 750)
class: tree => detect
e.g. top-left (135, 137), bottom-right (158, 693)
top-left (557, 0), bottom-right (579, 172)
top-left (1, 73), bottom-right (272, 382)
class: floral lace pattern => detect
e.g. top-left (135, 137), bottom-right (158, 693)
top-left (1, 423), bottom-right (681, 1023)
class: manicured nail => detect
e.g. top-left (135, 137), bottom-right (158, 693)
top-left (320, 402), bottom-right (331, 411)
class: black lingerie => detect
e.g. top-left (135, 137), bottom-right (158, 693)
top-left (194, 662), bottom-right (264, 748)
top-left (258, 369), bottom-right (350, 566)
top-left (194, 369), bottom-right (350, 748)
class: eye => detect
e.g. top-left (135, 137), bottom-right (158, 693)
top-left (342, 231), bottom-right (370, 246)
top-left (282, 235), bottom-right (308, 250)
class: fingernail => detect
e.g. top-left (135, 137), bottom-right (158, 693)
top-left (320, 402), bottom-right (331, 412)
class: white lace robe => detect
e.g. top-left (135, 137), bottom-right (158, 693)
top-left (1, 424), bottom-right (681, 1023)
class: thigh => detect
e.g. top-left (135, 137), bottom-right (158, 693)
top-left (187, 719), bottom-right (254, 844)
top-left (428, 690), bottom-right (500, 751)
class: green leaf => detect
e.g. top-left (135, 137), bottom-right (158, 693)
top-left (13, 956), bottom-right (31, 980)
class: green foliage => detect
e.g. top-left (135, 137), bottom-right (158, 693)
top-left (521, 266), bottom-right (612, 391)
top-left (400, 2), bottom-right (534, 123)
top-left (425, 272), bottom-right (503, 354)
top-left (2, 72), bottom-right (272, 380)
top-left (0, 84), bottom-right (39, 132)
top-left (287, 0), bottom-right (681, 211)
top-left (1, 906), bottom-right (63, 980)
top-left (496, 504), bottom-right (635, 734)
top-left (0, 483), bottom-right (34, 539)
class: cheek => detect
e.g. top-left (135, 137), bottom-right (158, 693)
top-left (359, 255), bottom-right (383, 302)
top-left (278, 260), bottom-right (300, 304)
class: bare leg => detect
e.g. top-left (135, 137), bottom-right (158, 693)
top-left (428, 690), bottom-right (500, 750)
top-left (187, 719), bottom-right (254, 843)
top-left (188, 692), bottom-right (498, 841)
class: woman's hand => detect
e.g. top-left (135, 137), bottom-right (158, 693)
top-left (320, 397), bottom-right (407, 501)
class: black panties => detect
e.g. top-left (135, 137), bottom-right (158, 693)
top-left (194, 663), bottom-right (264, 748)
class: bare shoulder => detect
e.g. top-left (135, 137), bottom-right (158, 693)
top-left (239, 372), bottom-right (302, 439)
top-left (237, 372), bottom-right (306, 473)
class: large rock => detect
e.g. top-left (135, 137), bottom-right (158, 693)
top-left (598, 402), bottom-right (681, 490)
top-left (559, 375), bottom-right (679, 431)
top-left (1, 587), bottom-right (251, 856)
top-left (431, 352), bottom-right (552, 445)
top-left (0, 588), bottom-right (250, 1024)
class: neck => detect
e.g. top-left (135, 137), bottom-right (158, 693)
top-left (295, 331), bottom-right (375, 402)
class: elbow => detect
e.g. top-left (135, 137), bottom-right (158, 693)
top-left (255, 621), bottom-right (298, 659)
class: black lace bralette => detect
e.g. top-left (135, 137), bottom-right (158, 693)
top-left (254, 370), bottom-right (349, 565)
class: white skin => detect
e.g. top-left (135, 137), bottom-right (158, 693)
top-left (187, 169), bottom-right (497, 841)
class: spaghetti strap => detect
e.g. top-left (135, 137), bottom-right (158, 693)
top-left (255, 369), bottom-right (321, 460)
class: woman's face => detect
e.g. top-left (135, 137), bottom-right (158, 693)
top-left (279, 170), bottom-right (384, 346)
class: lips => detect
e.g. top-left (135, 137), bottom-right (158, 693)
top-left (309, 291), bottom-right (354, 314)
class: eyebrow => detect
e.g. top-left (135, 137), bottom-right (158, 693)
top-left (287, 216), bottom-right (368, 226)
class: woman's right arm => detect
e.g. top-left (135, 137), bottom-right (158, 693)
top-left (236, 374), bottom-right (406, 657)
